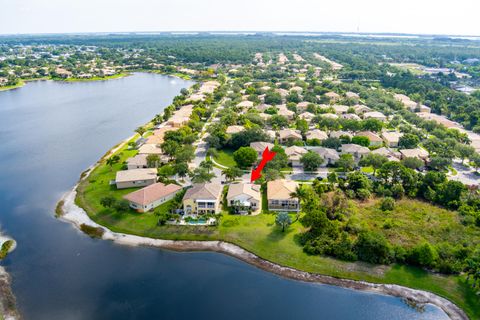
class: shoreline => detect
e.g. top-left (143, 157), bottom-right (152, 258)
top-left (0, 73), bottom-right (130, 92)
top-left (58, 159), bottom-right (468, 320)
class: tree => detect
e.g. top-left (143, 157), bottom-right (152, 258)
top-left (100, 196), bottom-right (116, 208)
top-left (275, 212), bottom-right (292, 232)
top-left (472, 153), bottom-right (480, 172)
top-left (346, 171), bottom-right (371, 192)
top-left (359, 153), bottom-right (388, 175)
top-left (351, 136), bottom-right (370, 147)
top-left (161, 140), bottom-right (180, 160)
top-left (321, 137), bottom-right (342, 150)
top-left (114, 199), bottom-right (131, 212)
top-left (135, 126), bottom-right (146, 137)
top-left (337, 154), bottom-right (355, 172)
top-left (409, 242), bottom-right (438, 269)
top-left (300, 152), bottom-right (324, 171)
top-left (428, 156), bottom-right (452, 172)
top-left (146, 154), bottom-right (160, 168)
top-left (296, 119), bottom-right (309, 134)
top-left (362, 119), bottom-right (383, 132)
top-left (233, 147), bottom-right (258, 168)
top-left (190, 167), bottom-right (214, 183)
top-left (206, 147), bottom-right (219, 159)
top-left (398, 133), bottom-right (420, 149)
top-left (455, 144), bottom-right (475, 164)
top-left (321, 190), bottom-right (348, 220)
top-left (355, 231), bottom-right (393, 265)
top-left (222, 167), bottom-right (243, 182)
top-left (106, 155), bottom-right (120, 171)
top-left (174, 162), bottom-right (190, 179)
top-left (268, 115), bottom-right (289, 129)
top-left (401, 157), bottom-right (424, 170)
top-left (199, 160), bottom-right (214, 173)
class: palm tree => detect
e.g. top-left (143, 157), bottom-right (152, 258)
top-left (289, 185), bottom-right (308, 221)
top-left (199, 160), bottom-right (214, 173)
top-left (135, 126), bottom-right (146, 137)
top-left (222, 167), bottom-right (242, 182)
top-left (106, 155), bottom-right (120, 171)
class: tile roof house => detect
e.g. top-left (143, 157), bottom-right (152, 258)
top-left (127, 154), bottom-right (149, 170)
top-left (356, 131), bottom-right (383, 147)
top-left (353, 104), bottom-right (372, 114)
top-left (182, 183), bottom-right (223, 214)
top-left (299, 112), bottom-right (315, 122)
top-left (310, 147), bottom-right (340, 165)
top-left (267, 180), bottom-right (300, 212)
top-left (226, 125), bottom-right (245, 134)
top-left (237, 100), bottom-right (254, 109)
top-left (329, 131), bottom-right (353, 139)
top-left (123, 182), bottom-right (182, 212)
top-left (324, 91), bottom-right (341, 101)
top-left (277, 106), bottom-right (295, 120)
top-left (341, 144), bottom-right (370, 161)
top-left (115, 168), bottom-right (158, 189)
top-left (363, 111), bottom-right (387, 122)
top-left (331, 105), bottom-right (350, 114)
top-left (250, 142), bottom-right (275, 158)
top-left (279, 129), bottom-right (302, 144)
top-left (296, 101), bottom-right (310, 113)
top-left (285, 146), bottom-right (308, 167)
top-left (138, 144), bottom-right (163, 155)
top-left (371, 147), bottom-right (401, 161)
top-left (306, 129), bottom-right (328, 141)
top-left (399, 148), bottom-right (429, 161)
top-left (226, 183), bottom-right (261, 214)
top-left (345, 92), bottom-right (360, 99)
top-left (381, 131), bottom-right (403, 147)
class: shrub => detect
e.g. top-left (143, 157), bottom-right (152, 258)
top-left (114, 199), bottom-right (131, 212)
top-left (408, 242), bottom-right (438, 269)
top-left (356, 188), bottom-right (371, 201)
top-left (80, 224), bottom-right (105, 238)
top-left (380, 197), bottom-right (395, 211)
top-left (355, 231), bottom-right (394, 264)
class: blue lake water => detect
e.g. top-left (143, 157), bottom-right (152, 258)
top-left (0, 73), bottom-right (449, 319)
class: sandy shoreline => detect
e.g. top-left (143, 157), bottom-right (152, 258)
top-left (60, 178), bottom-right (468, 320)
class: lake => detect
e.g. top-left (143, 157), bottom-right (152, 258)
top-left (0, 73), bottom-right (449, 320)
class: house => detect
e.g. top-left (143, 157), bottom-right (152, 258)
top-left (127, 154), bottom-right (149, 170)
top-left (356, 131), bottom-right (383, 147)
top-left (237, 100), bottom-right (254, 109)
top-left (277, 106), bottom-right (295, 120)
top-left (226, 183), bottom-right (261, 214)
top-left (345, 92), bottom-right (360, 100)
top-left (250, 141), bottom-right (275, 158)
top-left (341, 113), bottom-right (361, 120)
top-left (182, 183), bottom-right (223, 214)
top-left (138, 144), bottom-right (163, 155)
top-left (363, 111), bottom-right (387, 122)
top-left (399, 148), bottom-right (429, 161)
top-left (329, 130), bottom-right (353, 140)
top-left (296, 101), bottom-right (310, 113)
top-left (331, 105), bottom-right (349, 114)
top-left (123, 182), bottom-right (182, 212)
top-left (324, 91), bottom-right (340, 102)
top-left (115, 168), bottom-right (158, 189)
top-left (310, 147), bottom-right (340, 166)
top-left (320, 113), bottom-right (339, 119)
top-left (265, 130), bottom-right (277, 141)
top-left (267, 180), bottom-right (300, 212)
top-left (279, 129), bottom-right (302, 144)
top-left (353, 104), bottom-right (372, 114)
top-left (341, 144), bottom-right (370, 161)
top-left (226, 125), bottom-right (245, 134)
top-left (259, 113), bottom-right (272, 121)
top-left (306, 129), bottom-right (328, 141)
top-left (372, 147), bottom-right (400, 161)
top-left (299, 112), bottom-right (315, 122)
top-left (285, 146), bottom-right (308, 167)
top-left (381, 131), bottom-right (403, 148)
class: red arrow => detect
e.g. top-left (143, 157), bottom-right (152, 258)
top-left (250, 147), bottom-right (276, 182)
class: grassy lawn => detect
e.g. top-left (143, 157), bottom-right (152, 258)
top-left (214, 149), bottom-right (237, 167)
top-left (360, 166), bottom-right (374, 174)
top-left (0, 80), bottom-right (25, 91)
top-left (75, 139), bottom-right (480, 319)
top-left (63, 73), bottom-right (129, 82)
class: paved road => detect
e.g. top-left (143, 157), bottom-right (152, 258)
top-left (448, 160), bottom-right (480, 186)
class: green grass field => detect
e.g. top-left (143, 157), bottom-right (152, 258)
top-left (214, 149), bottom-right (237, 167)
top-left (75, 139), bottom-right (480, 319)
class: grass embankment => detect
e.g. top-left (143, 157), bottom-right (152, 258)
top-left (62, 73), bottom-right (129, 82)
top-left (0, 80), bottom-right (25, 91)
top-left (0, 241), bottom-right (13, 260)
top-left (75, 141), bottom-right (480, 319)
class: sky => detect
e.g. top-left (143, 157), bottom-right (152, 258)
top-left (0, 0), bottom-right (479, 36)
